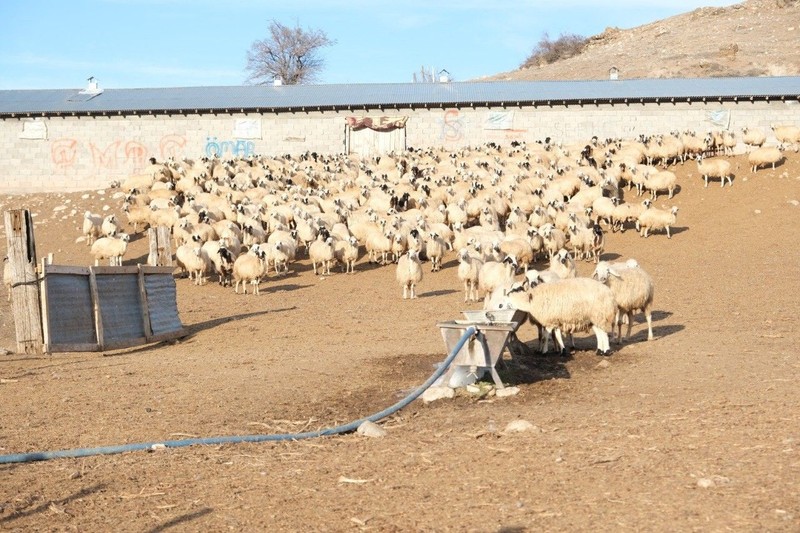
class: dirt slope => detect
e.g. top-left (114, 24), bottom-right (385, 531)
top-left (489, 0), bottom-right (800, 81)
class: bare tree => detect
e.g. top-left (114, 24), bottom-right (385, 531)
top-left (245, 20), bottom-right (335, 85)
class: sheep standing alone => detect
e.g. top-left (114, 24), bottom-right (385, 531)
top-left (748, 146), bottom-right (784, 172)
top-left (90, 233), bottom-right (130, 266)
top-left (695, 155), bottom-right (733, 188)
top-left (500, 276), bottom-right (617, 356)
top-left (396, 250), bottom-right (423, 299)
top-left (638, 203), bottom-right (679, 238)
top-left (233, 246), bottom-right (267, 295)
top-left (592, 259), bottom-right (655, 343)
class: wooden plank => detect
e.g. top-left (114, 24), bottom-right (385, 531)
top-left (148, 226), bottom-right (173, 267)
top-left (40, 258), bottom-right (51, 353)
top-left (47, 342), bottom-right (101, 353)
top-left (44, 265), bottom-right (91, 276)
top-left (89, 269), bottom-right (104, 350)
top-left (92, 265), bottom-right (140, 275)
top-left (4, 209), bottom-right (43, 354)
top-left (138, 265), bottom-right (153, 340)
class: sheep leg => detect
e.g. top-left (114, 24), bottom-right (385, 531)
top-left (593, 326), bottom-right (611, 356)
top-left (553, 329), bottom-right (567, 356)
top-left (402, 283), bottom-right (408, 299)
top-left (463, 280), bottom-right (470, 303)
top-left (410, 282), bottom-right (416, 299)
top-left (644, 309), bottom-right (653, 341)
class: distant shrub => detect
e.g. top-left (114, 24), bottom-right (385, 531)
top-left (521, 33), bottom-right (588, 68)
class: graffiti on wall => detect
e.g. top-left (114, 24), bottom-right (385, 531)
top-left (204, 137), bottom-right (256, 158)
top-left (50, 135), bottom-right (188, 173)
top-left (439, 109), bottom-right (465, 143)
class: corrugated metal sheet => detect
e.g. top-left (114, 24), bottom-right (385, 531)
top-left (44, 273), bottom-right (96, 345)
top-left (2, 77), bottom-right (799, 116)
top-left (144, 273), bottom-right (183, 337)
top-left (95, 273), bottom-right (146, 343)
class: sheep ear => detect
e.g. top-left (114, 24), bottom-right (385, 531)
top-left (608, 268), bottom-right (622, 279)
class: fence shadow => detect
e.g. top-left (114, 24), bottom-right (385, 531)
top-left (183, 307), bottom-right (297, 336)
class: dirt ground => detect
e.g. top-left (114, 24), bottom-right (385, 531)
top-left (0, 146), bottom-right (799, 531)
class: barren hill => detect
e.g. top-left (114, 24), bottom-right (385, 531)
top-left (489, 0), bottom-right (800, 81)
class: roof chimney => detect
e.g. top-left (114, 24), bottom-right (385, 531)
top-left (438, 69), bottom-right (451, 83)
top-left (80, 76), bottom-right (103, 95)
top-left (609, 67), bottom-right (619, 80)
top-left (273, 77), bottom-right (283, 86)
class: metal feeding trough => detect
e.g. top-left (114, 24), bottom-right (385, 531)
top-left (436, 309), bottom-right (527, 390)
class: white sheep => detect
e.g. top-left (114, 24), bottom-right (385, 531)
top-left (499, 237), bottom-right (534, 272)
top-left (233, 246), bottom-right (267, 295)
top-left (424, 231), bottom-right (447, 272)
top-left (175, 243), bottom-right (210, 285)
top-left (478, 256), bottom-right (517, 305)
top-left (500, 276), bottom-right (616, 356)
top-left (309, 236), bottom-right (335, 275)
top-left (82, 211), bottom-right (102, 246)
top-left (548, 248), bottom-right (577, 279)
top-left (748, 146), bottom-right (784, 172)
top-left (456, 247), bottom-right (483, 302)
top-left (771, 124), bottom-right (800, 151)
top-left (741, 127), bottom-right (766, 150)
top-left (101, 214), bottom-right (119, 237)
top-left (695, 154), bottom-right (732, 188)
top-left (334, 236), bottom-right (360, 274)
top-left (638, 202), bottom-right (679, 238)
top-left (592, 259), bottom-right (655, 343)
top-left (90, 233), bottom-right (131, 266)
top-left (643, 169), bottom-right (677, 200)
top-left (265, 242), bottom-right (292, 275)
top-left (396, 249), bottom-right (423, 299)
top-left (122, 203), bottom-right (151, 234)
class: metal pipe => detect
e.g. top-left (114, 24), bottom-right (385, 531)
top-left (0, 326), bottom-right (476, 465)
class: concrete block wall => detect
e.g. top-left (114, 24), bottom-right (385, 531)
top-left (1, 100), bottom-right (798, 194)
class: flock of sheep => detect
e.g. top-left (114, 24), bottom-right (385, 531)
top-left (76, 123), bottom-right (798, 356)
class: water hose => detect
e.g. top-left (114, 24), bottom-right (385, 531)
top-left (0, 326), bottom-right (476, 465)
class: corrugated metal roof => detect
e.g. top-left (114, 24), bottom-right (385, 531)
top-left (2, 77), bottom-right (799, 117)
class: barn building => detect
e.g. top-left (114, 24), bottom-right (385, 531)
top-left (0, 76), bottom-right (799, 193)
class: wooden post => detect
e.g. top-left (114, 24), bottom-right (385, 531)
top-left (4, 209), bottom-right (43, 354)
top-left (148, 226), bottom-right (173, 267)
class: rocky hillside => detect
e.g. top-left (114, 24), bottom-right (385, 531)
top-left (489, 0), bottom-right (800, 81)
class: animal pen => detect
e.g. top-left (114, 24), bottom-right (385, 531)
top-left (4, 210), bottom-right (184, 354)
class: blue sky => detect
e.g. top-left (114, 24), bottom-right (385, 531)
top-left (0, 0), bottom-right (738, 90)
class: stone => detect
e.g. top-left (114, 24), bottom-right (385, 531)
top-left (422, 386), bottom-right (455, 403)
top-left (503, 420), bottom-right (537, 433)
top-left (357, 420), bottom-right (387, 438)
